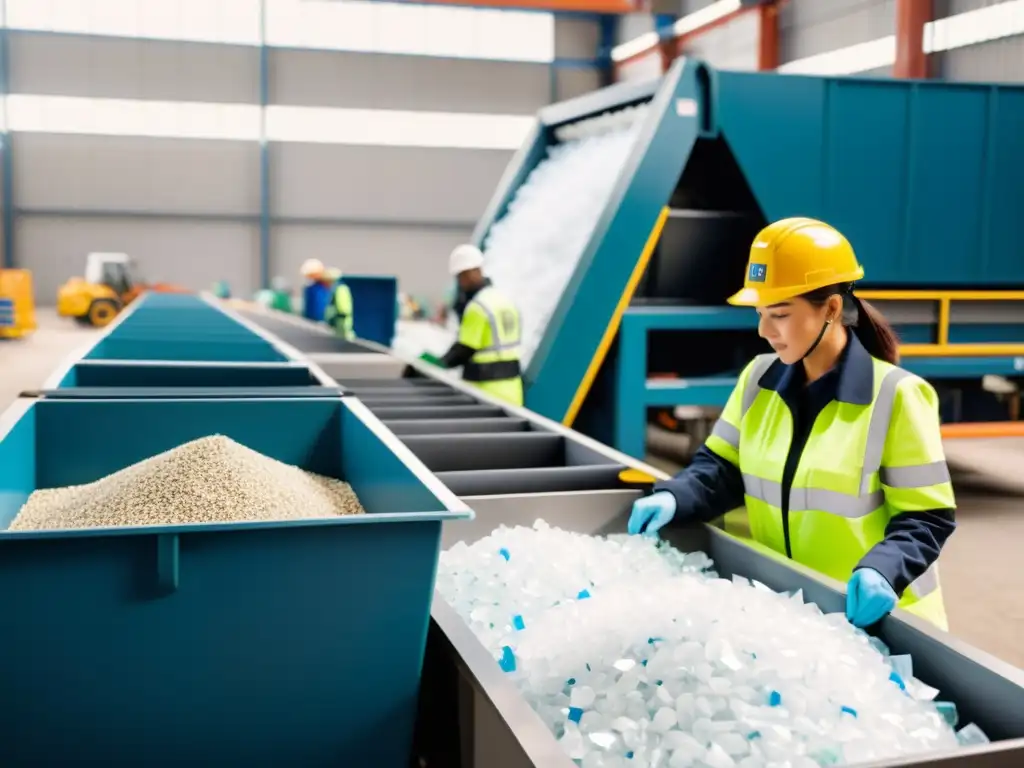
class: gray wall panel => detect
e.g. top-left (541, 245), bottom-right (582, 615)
top-left (14, 134), bottom-right (261, 215)
top-left (272, 223), bottom-right (470, 302)
top-left (8, 31), bottom-right (260, 103)
top-left (555, 68), bottom-right (603, 100)
top-left (617, 13), bottom-right (655, 43)
top-left (555, 17), bottom-right (601, 59)
top-left (270, 143), bottom-right (510, 224)
top-left (270, 49), bottom-right (549, 113)
top-left (682, 11), bottom-right (759, 71)
top-left (780, 0), bottom-right (896, 63)
top-left (615, 49), bottom-right (663, 83)
top-left (934, 36), bottom-right (1024, 83)
top-left (18, 216), bottom-right (259, 303)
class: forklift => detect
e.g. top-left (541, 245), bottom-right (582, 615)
top-left (57, 252), bottom-right (189, 327)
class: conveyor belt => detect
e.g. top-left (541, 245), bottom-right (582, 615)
top-left (236, 310), bottom-right (1024, 768)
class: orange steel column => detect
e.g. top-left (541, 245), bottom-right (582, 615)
top-left (894, 0), bottom-right (931, 78)
top-left (757, 1), bottom-right (780, 70)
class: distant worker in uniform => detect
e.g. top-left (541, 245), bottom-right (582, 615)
top-left (437, 244), bottom-right (523, 407)
top-left (627, 218), bottom-right (957, 631)
top-left (322, 267), bottom-right (355, 340)
top-left (300, 259), bottom-right (332, 323)
top-left (269, 276), bottom-right (293, 313)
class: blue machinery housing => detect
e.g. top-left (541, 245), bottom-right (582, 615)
top-left (471, 58), bottom-right (1024, 458)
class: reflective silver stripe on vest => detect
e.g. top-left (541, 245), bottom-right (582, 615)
top-left (741, 354), bottom-right (778, 416)
top-left (860, 368), bottom-right (913, 494)
top-left (742, 366), bottom-right (950, 519)
top-left (742, 474), bottom-right (884, 518)
top-left (711, 419), bottom-right (740, 449)
top-left (709, 354), bottom-right (778, 450)
top-left (880, 461), bottom-right (951, 488)
top-left (909, 563), bottom-right (939, 598)
top-left (469, 290), bottom-right (520, 354)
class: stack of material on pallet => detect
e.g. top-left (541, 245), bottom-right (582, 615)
top-left (10, 435), bottom-right (366, 531)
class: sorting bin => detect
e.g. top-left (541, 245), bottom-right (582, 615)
top-left (38, 359), bottom-right (341, 400)
top-left (0, 396), bottom-right (472, 766)
top-left (88, 293), bottom-right (289, 363)
top-left (416, 493), bottom-right (1024, 768)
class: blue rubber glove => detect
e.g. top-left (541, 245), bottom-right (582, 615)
top-left (846, 568), bottom-right (898, 628)
top-left (627, 491), bottom-right (677, 537)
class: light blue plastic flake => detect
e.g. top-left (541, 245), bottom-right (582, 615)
top-left (567, 677), bottom-right (576, 686)
top-left (512, 614), bottom-right (525, 631)
top-left (841, 706), bottom-right (858, 718)
top-left (768, 691), bottom-right (782, 707)
top-left (498, 547), bottom-right (510, 561)
top-left (890, 654), bottom-right (913, 682)
top-left (889, 670), bottom-right (906, 691)
top-left (625, 751), bottom-right (634, 759)
top-left (499, 646), bottom-right (516, 673)
top-left (747, 731), bottom-right (761, 740)
top-left (577, 589), bottom-right (591, 599)
top-left (936, 701), bottom-right (959, 728)
top-left (568, 706), bottom-right (583, 723)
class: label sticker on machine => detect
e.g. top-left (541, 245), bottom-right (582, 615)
top-left (749, 263), bottom-right (768, 282)
top-left (675, 98), bottom-right (698, 117)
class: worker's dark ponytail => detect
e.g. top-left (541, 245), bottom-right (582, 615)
top-left (804, 283), bottom-right (901, 365)
top-left (851, 293), bottom-right (900, 365)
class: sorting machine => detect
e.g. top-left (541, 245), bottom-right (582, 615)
top-left (238, 306), bottom-right (1024, 768)
top-left (468, 58), bottom-right (1024, 458)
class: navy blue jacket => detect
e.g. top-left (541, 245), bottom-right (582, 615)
top-left (654, 334), bottom-right (956, 597)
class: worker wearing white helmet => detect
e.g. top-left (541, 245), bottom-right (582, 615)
top-left (436, 244), bottom-right (523, 407)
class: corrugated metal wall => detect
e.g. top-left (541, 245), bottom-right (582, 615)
top-left (932, 0), bottom-right (1024, 82)
top-left (778, 0), bottom-right (896, 66)
top-left (7, 14), bottom-right (605, 304)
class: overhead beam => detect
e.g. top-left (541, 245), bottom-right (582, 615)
top-left (894, 0), bottom-right (932, 78)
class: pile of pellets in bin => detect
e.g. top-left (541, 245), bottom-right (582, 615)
top-left (9, 435), bottom-right (366, 531)
top-left (437, 521), bottom-right (990, 768)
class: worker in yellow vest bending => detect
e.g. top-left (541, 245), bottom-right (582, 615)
top-left (437, 244), bottom-right (523, 407)
top-left (628, 218), bottom-right (956, 632)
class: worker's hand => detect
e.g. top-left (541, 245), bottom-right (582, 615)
top-left (627, 491), bottom-right (677, 538)
top-left (845, 568), bottom-right (898, 628)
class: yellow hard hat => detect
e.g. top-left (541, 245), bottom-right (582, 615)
top-left (727, 217), bottom-right (865, 307)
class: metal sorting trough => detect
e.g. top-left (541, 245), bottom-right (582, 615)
top-left (238, 310), bottom-right (1024, 768)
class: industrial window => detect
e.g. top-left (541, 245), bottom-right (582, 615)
top-left (5, 0), bottom-right (263, 46)
top-left (4, 0), bottom-right (556, 63)
top-left (263, 0), bottom-right (555, 63)
top-left (777, 0), bottom-right (1024, 75)
top-left (5, 95), bottom-right (262, 141)
top-left (264, 104), bottom-right (535, 149)
top-left (3, 94), bottom-right (534, 150)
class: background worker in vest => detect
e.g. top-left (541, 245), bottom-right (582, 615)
top-left (435, 244), bottom-right (524, 407)
top-left (627, 218), bottom-right (956, 631)
top-left (322, 267), bottom-right (354, 340)
top-left (300, 259), bottom-right (331, 322)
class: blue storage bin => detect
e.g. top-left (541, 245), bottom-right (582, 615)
top-left (0, 396), bottom-right (471, 767)
top-left (345, 275), bottom-right (398, 347)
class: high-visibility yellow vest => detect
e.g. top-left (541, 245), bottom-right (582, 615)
top-left (458, 287), bottom-right (523, 406)
top-left (706, 353), bottom-right (954, 630)
top-left (325, 283), bottom-right (354, 339)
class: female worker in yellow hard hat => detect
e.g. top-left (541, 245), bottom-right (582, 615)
top-left (628, 217), bottom-right (956, 631)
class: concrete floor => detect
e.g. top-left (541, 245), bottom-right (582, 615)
top-left (3, 313), bottom-right (1024, 671)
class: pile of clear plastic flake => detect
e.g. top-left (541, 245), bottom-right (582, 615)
top-left (436, 522), bottom-right (990, 767)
